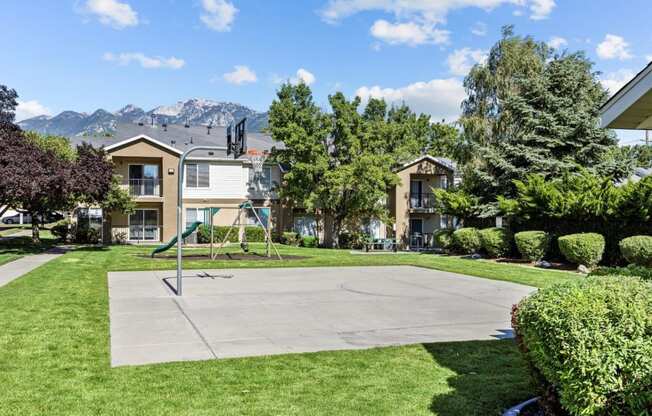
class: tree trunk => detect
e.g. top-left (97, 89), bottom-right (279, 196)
top-left (31, 215), bottom-right (40, 244)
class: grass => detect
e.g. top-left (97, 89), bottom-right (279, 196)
top-left (0, 243), bottom-right (571, 415)
top-left (0, 232), bottom-right (55, 266)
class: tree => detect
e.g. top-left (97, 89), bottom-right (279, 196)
top-left (0, 128), bottom-right (115, 243)
top-left (0, 85), bottom-right (18, 125)
top-left (458, 27), bottom-right (616, 200)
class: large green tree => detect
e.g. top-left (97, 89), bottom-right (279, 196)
top-left (458, 27), bottom-right (617, 200)
top-left (270, 83), bottom-right (451, 246)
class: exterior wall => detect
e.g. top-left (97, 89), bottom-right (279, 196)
top-left (109, 139), bottom-right (180, 242)
top-left (390, 159), bottom-right (454, 250)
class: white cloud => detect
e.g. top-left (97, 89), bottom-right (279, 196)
top-left (355, 78), bottom-right (466, 122)
top-left (103, 52), bottom-right (185, 69)
top-left (447, 48), bottom-right (487, 76)
top-left (528, 0), bottom-right (555, 20)
top-left (596, 34), bottom-right (633, 60)
top-left (292, 68), bottom-right (316, 85)
top-left (200, 0), bottom-right (237, 32)
top-left (600, 69), bottom-right (635, 96)
top-left (471, 21), bottom-right (487, 36)
top-left (370, 20), bottom-right (449, 46)
top-left (223, 65), bottom-right (257, 85)
top-left (83, 0), bottom-right (138, 29)
top-left (15, 100), bottom-right (52, 122)
top-left (547, 36), bottom-right (567, 49)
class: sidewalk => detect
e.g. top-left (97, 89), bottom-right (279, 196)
top-left (0, 246), bottom-right (69, 288)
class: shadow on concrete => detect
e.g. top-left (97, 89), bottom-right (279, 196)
top-left (424, 339), bottom-right (533, 415)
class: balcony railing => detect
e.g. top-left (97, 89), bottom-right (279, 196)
top-left (409, 193), bottom-right (436, 209)
top-left (124, 178), bottom-right (162, 197)
top-left (409, 232), bottom-right (435, 250)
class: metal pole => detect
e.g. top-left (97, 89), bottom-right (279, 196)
top-left (176, 145), bottom-right (227, 296)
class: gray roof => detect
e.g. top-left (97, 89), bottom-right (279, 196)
top-left (69, 123), bottom-right (281, 159)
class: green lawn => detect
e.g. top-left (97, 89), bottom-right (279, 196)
top-left (0, 232), bottom-right (55, 266)
top-left (0, 243), bottom-right (570, 415)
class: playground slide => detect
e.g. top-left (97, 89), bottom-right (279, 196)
top-left (150, 221), bottom-right (203, 257)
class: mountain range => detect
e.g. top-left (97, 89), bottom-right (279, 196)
top-left (18, 98), bottom-right (269, 137)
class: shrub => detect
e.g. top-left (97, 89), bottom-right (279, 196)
top-left (338, 231), bottom-right (367, 249)
top-left (620, 235), bottom-right (652, 267)
top-left (590, 264), bottom-right (652, 282)
top-left (244, 226), bottom-right (265, 242)
top-left (301, 235), bottom-right (318, 248)
top-left (51, 220), bottom-right (71, 242)
top-left (74, 226), bottom-right (100, 244)
top-left (112, 231), bottom-right (127, 245)
top-left (478, 227), bottom-right (511, 258)
top-left (558, 233), bottom-right (605, 268)
top-left (452, 227), bottom-right (481, 254)
top-left (514, 231), bottom-right (549, 262)
top-left (513, 276), bottom-right (652, 416)
top-left (197, 225), bottom-right (238, 244)
top-left (433, 229), bottom-right (454, 250)
top-left (281, 231), bottom-right (300, 246)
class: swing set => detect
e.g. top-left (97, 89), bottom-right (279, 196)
top-left (203, 201), bottom-right (282, 261)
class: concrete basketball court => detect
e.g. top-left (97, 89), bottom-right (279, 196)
top-left (108, 266), bottom-right (534, 367)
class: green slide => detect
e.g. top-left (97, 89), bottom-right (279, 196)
top-left (150, 221), bottom-right (203, 257)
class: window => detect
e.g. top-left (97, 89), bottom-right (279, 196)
top-left (294, 215), bottom-right (317, 237)
top-left (185, 208), bottom-right (206, 229)
top-left (186, 163), bottom-right (210, 188)
top-left (249, 166), bottom-right (272, 192)
top-left (129, 209), bottom-right (158, 241)
top-left (128, 164), bottom-right (160, 196)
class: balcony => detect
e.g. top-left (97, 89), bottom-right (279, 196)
top-left (409, 193), bottom-right (436, 210)
top-left (124, 178), bottom-right (162, 197)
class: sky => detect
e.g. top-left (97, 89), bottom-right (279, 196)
top-left (2, 0), bottom-right (651, 144)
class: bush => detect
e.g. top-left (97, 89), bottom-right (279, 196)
top-left (74, 226), bottom-right (100, 244)
top-left (478, 227), bottom-right (511, 258)
top-left (338, 231), bottom-right (366, 249)
top-left (281, 231), bottom-right (300, 246)
top-left (590, 264), bottom-right (652, 281)
top-left (620, 235), bottom-right (652, 267)
top-left (513, 276), bottom-right (652, 416)
top-left (452, 227), bottom-right (481, 254)
top-left (112, 231), bottom-right (127, 245)
top-left (197, 225), bottom-right (238, 244)
top-left (301, 235), bottom-right (318, 248)
top-left (244, 226), bottom-right (265, 242)
top-left (558, 233), bottom-right (605, 268)
top-left (514, 231), bottom-right (550, 262)
top-left (433, 229), bottom-right (454, 250)
top-left (51, 220), bottom-right (71, 242)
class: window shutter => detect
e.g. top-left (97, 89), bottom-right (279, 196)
top-left (198, 164), bottom-right (210, 187)
top-left (186, 164), bottom-right (197, 188)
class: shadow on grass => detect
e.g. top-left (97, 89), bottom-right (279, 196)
top-left (425, 339), bottom-right (533, 416)
top-left (0, 236), bottom-right (57, 256)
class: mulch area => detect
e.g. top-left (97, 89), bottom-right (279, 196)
top-left (495, 258), bottom-right (577, 272)
top-left (145, 252), bottom-right (309, 261)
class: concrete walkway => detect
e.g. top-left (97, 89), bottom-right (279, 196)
top-left (0, 246), bottom-right (69, 287)
top-left (109, 266), bottom-right (534, 367)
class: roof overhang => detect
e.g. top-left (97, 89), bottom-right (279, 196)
top-left (600, 62), bottom-right (652, 129)
top-left (104, 134), bottom-right (183, 155)
top-left (395, 155), bottom-right (455, 173)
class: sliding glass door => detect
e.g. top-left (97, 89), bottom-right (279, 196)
top-left (129, 209), bottom-right (159, 241)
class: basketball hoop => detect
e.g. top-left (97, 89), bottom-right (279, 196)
top-left (250, 151), bottom-right (267, 177)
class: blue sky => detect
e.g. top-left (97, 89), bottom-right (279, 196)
top-left (2, 0), bottom-right (651, 143)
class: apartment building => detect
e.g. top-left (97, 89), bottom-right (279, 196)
top-left (69, 123), bottom-right (285, 243)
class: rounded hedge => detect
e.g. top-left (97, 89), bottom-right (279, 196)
top-left (619, 235), bottom-right (652, 267)
top-left (452, 227), bottom-right (481, 254)
top-left (478, 227), bottom-right (511, 258)
top-left (433, 229), bottom-right (454, 250)
top-left (513, 276), bottom-right (652, 416)
top-left (558, 233), bottom-right (604, 268)
top-left (514, 231), bottom-right (549, 262)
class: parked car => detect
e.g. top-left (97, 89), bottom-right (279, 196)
top-left (2, 212), bottom-right (31, 224)
top-left (1, 211), bottom-right (63, 224)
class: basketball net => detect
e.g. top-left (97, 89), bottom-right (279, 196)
top-left (249, 150), bottom-right (267, 177)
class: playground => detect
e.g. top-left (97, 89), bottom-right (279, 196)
top-left (108, 265), bottom-right (533, 366)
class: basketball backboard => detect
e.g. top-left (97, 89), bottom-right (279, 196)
top-left (227, 117), bottom-right (247, 158)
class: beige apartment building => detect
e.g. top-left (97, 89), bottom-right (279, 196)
top-left (70, 123), bottom-right (454, 249)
